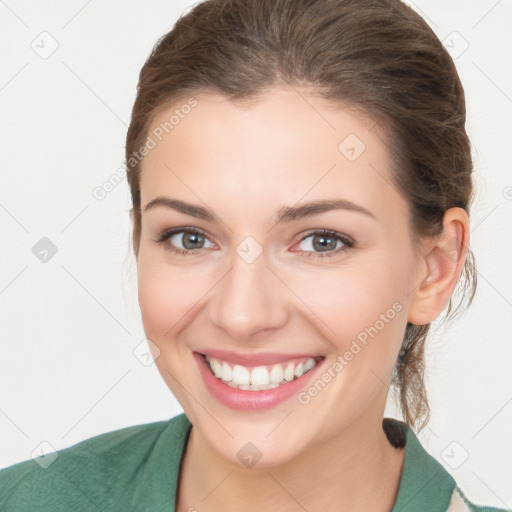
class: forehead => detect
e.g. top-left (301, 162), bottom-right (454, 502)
top-left (139, 86), bottom-right (407, 222)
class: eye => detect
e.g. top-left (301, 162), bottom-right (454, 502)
top-left (155, 227), bottom-right (354, 259)
top-left (292, 230), bottom-right (354, 259)
top-left (155, 227), bottom-right (215, 255)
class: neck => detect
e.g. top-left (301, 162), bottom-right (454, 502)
top-left (176, 406), bottom-right (405, 512)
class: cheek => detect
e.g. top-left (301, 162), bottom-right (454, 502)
top-left (289, 263), bottom-right (403, 330)
top-left (137, 257), bottom-right (201, 340)
top-left (282, 260), bottom-right (409, 369)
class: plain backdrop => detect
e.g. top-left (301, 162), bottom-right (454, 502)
top-left (0, 0), bottom-right (511, 507)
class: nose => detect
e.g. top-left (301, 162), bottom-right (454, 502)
top-left (209, 252), bottom-right (289, 341)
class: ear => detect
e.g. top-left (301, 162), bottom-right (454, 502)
top-left (408, 207), bottom-right (470, 326)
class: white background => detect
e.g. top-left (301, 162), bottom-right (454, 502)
top-left (0, 0), bottom-right (511, 508)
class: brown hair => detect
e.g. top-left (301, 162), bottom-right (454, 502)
top-left (125, 0), bottom-right (477, 431)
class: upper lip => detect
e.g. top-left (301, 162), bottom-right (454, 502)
top-left (197, 349), bottom-right (322, 367)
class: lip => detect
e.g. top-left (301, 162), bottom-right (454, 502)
top-left (196, 348), bottom-right (321, 367)
top-left (194, 352), bottom-right (325, 411)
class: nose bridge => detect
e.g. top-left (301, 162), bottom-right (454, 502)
top-left (209, 248), bottom-right (287, 340)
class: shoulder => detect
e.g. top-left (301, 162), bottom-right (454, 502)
top-left (0, 413), bottom-right (191, 511)
top-left (383, 418), bottom-right (511, 512)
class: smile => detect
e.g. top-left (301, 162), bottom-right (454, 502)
top-left (204, 354), bottom-right (321, 391)
top-left (194, 351), bottom-right (325, 410)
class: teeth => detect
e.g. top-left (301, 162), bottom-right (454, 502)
top-left (222, 362), bottom-right (233, 382)
top-left (269, 364), bottom-right (284, 384)
top-left (239, 383), bottom-right (279, 391)
top-left (232, 365), bottom-right (250, 385)
top-left (284, 362), bottom-right (295, 382)
top-left (259, 383), bottom-right (280, 390)
top-left (211, 358), bottom-right (223, 378)
top-left (304, 358), bottom-right (315, 372)
top-left (251, 366), bottom-right (270, 386)
top-left (205, 355), bottom-right (318, 391)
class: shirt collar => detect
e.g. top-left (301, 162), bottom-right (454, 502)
top-left (385, 417), bottom-right (457, 511)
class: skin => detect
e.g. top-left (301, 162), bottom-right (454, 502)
top-left (134, 85), bottom-right (469, 511)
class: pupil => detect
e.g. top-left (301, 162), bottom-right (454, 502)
top-left (313, 234), bottom-right (336, 252)
top-left (183, 232), bottom-right (204, 249)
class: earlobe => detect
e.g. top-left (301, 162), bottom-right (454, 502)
top-left (407, 207), bottom-right (470, 326)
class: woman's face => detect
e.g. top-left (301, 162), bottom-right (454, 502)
top-left (136, 86), bottom-right (423, 467)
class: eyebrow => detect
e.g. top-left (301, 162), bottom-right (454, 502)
top-left (144, 197), bottom-right (216, 221)
top-left (143, 197), bottom-right (376, 223)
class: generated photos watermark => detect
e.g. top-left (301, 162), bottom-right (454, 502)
top-left (297, 301), bottom-right (403, 405)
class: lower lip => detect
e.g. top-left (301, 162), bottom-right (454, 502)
top-left (194, 352), bottom-right (324, 411)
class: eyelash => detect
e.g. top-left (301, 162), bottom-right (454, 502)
top-left (154, 227), bottom-right (355, 259)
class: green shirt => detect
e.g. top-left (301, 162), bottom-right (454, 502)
top-left (0, 413), bottom-right (508, 511)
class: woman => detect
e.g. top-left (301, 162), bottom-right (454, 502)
top-left (0, 0), bottom-right (508, 510)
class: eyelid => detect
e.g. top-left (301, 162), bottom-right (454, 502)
top-left (158, 225), bottom-right (208, 239)
top-left (156, 226), bottom-right (216, 246)
top-left (292, 229), bottom-right (355, 252)
top-left (297, 228), bottom-right (354, 244)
